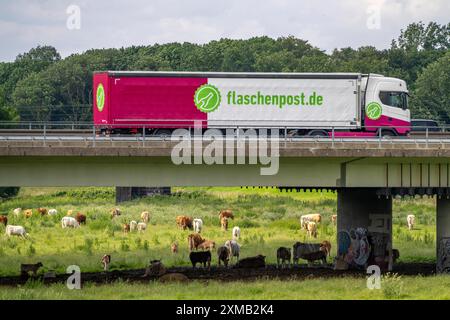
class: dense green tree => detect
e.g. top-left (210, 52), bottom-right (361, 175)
top-left (410, 51), bottom-right (450, 122)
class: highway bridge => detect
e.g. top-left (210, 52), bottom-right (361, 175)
top-left (1, 132), bottom-right (449, 273)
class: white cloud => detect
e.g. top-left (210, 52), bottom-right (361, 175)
top-left (0, 0), bottom-right (448, 61)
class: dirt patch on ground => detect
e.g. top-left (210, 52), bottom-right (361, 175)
top-left (0, 263), bottom-right (436, 286)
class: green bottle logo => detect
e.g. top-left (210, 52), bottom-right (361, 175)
top-left (96, 84), bottom-right (105, 112)
top-left (366, 102), bottom-right (382, 120)
top-left (194, 84), bottom-right (221, 113)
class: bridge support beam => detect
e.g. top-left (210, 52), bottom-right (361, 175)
top-left (115, 187), bottom-right (171, 203)
top-left (337, 188), bottom-right (393, 271)
top-left (436, 198), bottom-right (450, 273)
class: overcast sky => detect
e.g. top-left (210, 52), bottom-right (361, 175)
top-left (0, 0), bottom-right (448, 62)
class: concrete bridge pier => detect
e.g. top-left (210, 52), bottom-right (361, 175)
top-left (436, 198), bottom-right (450, 273)
top-left (337, 188), bottom-right (393, 271)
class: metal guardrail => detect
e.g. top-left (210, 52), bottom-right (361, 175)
top-left (0, 121), bottom-right (449, 149)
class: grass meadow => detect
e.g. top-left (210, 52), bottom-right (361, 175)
top-left (0, 187), bottom-right (441, 299)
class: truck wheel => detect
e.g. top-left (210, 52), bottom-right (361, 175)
top-left (155, 129), bottom-right (172, 139)
top-left (308, 130), bottom-right (329, 138)
top-left (379, 129), bottom-right (397, 138)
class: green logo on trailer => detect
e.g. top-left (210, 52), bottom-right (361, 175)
top-left (194, 84), bottom-right (221, 113)
top-left (96, 84), bottom-right (105, 112)
top-left (366, 102), bottom-right (382, 120)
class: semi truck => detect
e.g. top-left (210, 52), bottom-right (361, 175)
top-left (93, 71), bottom-right (410, 137)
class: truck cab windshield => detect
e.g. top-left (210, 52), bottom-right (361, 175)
top-left (379, 91), bottom-right (408, 110)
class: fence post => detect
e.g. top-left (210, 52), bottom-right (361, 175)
top-left (426, 127), bottom-right (429, 149)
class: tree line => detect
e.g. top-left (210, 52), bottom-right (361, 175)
top-left (0, 21), bottom-right (449, 123)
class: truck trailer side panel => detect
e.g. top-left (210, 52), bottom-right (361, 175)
top-left (208, 78), bottom-right (359, 128)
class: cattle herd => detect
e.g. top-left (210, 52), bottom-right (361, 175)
top-left (0, 207), bottom-right (418, 275)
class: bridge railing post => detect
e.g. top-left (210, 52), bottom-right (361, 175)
top-left (43, 123), bottom-right (46, 146)
top-left (332, 126), bottom-right (335, 148)
top-left (93, 124), bottom-right (96, 147)
top-left (142, 125), bottom-right (145, 147)
top-left (378, 127), bottom-right (382, 149)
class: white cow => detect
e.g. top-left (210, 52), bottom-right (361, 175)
top-left (300, 214), bottom-right (322, 229)
top-left (61, 216), bottom-right (79, 228)
top-left (224, 240), bottom-right (241, 262)
top-left (306, 221), bottom-right (318, 238)
top-left (137, 222), bottom-right (147, 232)
top-left (232, 226), bottom-right (241, 240)
top-left (5, 225), bottom-right (28, 238)
top-left (407, 214), bottom-right (415, 231)
top-left (193, 218), bottom-right (203, 233)
top-left (13, 208), bottom-right (22, 216)
top-left (130, 220), bottom-right (138, 232)
top-left (48, 209), bottom-right (58, 216)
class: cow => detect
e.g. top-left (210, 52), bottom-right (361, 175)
top-left (61, 217), bottom-right (79, 228)
top-left (320, 240), bottom-right (332, 257)
top-left (75, 213), bottom-right (86, 225)
top-left (159, 273), bottom-right (189, 283)
top-left (189, 251), bottom-right (211, 270)
top-left (292, 242), bottom-right (323, 266)
top-left (5, 225), bottom-right (28, 238)
top-left (219, 209), bottom-right (234, 220)
top-left (236, 255), bottom-right (266, 268)
top-left (137, 222), bottom-right (147, 232)
top-left (407, 214), bottom-right (415, 230)
top-left (217, 246), bottom-right (230, 267)
top-left (300, 214), bottom-right (322, 229)
top-left (129, 220), bottom-right (138, 232)
top-left (277, 247), bottom-right (291, 269)
top-left (224, 240), bottom-right (240, 263)
top-left (221, 217), bottom-right (229, 231)
top-left (232, 226), bottom-right (241, 240)
top-left (188, 233), bottom-right (205, 251)
top-left (331, 215), bottom-right (337, 226)
top-left (171, 242), bottom-right (178, 254)
top-left (123, 223), bottom-right (130, 233)
top-left (302, 250), bottom-right (327, 266)
top-left (24, 209), bottom-right (33, 218)
top-left (197, 240), bottom-right (215, 251)
top-left (0, 215), bottom-right (7, 226)
top-left (141, 211), bottom-right (150, 223)
top-left (38, 208), bottom-right (47, 216)
top-left (13, 208), bottom-right (22, 216)
top-left (306, 221), bottom-right (318, 238)
top-left (143, 260), bottom-right (167, 277)
top-left (20, 262), bottom-right (43, 277)
top-left (392, 249), bottom-right (400, 263)
top-left (176, 215), bottom-right (193, 230)
top-left (101, 254), bottom-right (111, 271)
top-left (111, 208), bottom-right (121, 218)
top-left (193, 218), bottom-right (203, 233)
top-left (48, 209), bottom-right (58, 216)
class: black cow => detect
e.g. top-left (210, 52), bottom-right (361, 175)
top-left (189, 251), bottom-right (211, 270)
top-left (276, 247), bottom-right (291, 269)
top-left (217, 246), bottom-right (229, 267)
top-left (236, 255), bottom-right (266, 268)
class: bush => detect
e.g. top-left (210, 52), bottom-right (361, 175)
top-left (0, 187), bottom-right (20, 200)
top-left (382, 273), bottom-right (404, 299)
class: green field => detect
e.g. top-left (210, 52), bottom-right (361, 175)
top-left (0, 187), bottom-right (440, 299)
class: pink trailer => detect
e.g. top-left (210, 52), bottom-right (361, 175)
top-left (93, 71), bottom-right (410, 136)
